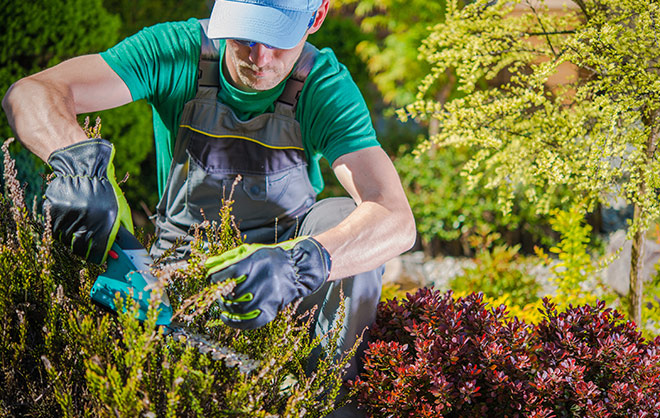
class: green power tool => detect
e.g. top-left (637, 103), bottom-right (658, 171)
top-left (90, 226), bottom-right (173, 326)
top-left (88, 228), bottom-right (259, 371)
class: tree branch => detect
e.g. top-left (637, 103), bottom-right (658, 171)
top-left (526, 30), bottom-right (576, 36)
top-left (524, 0), bottom-right (558, 57)
top-left (572, 0), bottom-right (590, 20)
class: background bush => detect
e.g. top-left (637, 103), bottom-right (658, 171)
top-left (395, 144), bottom-right (583, 256)
top-left (1, 0), bottom-right (159, 222)
top-left (450, 242), bottom-right (541, 308)
top-left (0, 0), bottom-right (121, 205)
top-left (351, 289), bottom-right (660, 417)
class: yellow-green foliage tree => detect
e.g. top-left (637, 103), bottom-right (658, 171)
top-left (400, 0), bottom-right (660, 324)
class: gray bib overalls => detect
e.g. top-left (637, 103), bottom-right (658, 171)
top-left (152, 21), bottom-right (382, 414)
top-left (152, 21), bottom-right (317, 254)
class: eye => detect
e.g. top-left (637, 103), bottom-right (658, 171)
top-left (233, 39), bottom-right (277, 50)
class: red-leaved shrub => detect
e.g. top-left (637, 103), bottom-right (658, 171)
top-left (350, 289), bottom-right (660, 418)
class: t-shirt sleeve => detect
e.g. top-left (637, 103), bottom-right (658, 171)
top-left (298, 48), bottom-right (380, 167)
top-left (99, 19), bottom-right (201, 106)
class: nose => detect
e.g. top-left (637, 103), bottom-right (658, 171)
top-left (248, 44), bottom-right (274, 67)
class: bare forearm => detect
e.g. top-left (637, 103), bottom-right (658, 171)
top-left (2, 54), bottom-right (132, 161)
top-left (316, 147), bottom-right (416, 281)
top-left (3, 77), bottom-right (87, 161)
top-left (314, 200), bottom-right (416, 281)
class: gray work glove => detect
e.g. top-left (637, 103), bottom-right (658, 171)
top-left (45, 138), bottom-right (133, 264)
top-left (205, 236), bottom-right (332, 329)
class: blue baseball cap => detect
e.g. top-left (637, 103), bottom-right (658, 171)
top-left (208, 0), bottom-right (323, 49)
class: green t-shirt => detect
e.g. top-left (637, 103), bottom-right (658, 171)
top-left (100, 18), bottom-right (379, 197)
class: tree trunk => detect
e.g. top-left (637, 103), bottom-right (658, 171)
top-left (629, 109), bottom-right (660, 324)
top-left (629, 204), bottom-right (644, 324)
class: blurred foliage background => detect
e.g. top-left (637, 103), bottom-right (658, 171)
top-left (0, 0), bottom-right (604, 257)
top-left (4, 2), bottom-right (660, 416)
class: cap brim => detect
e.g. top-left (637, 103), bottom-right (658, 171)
top-left (208, 0), bottom-right (314, 49)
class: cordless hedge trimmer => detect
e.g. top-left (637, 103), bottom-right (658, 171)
top-left (88, 226), bottom-right (262, 372)
top-left (90, 226), bottom-right (173, 326)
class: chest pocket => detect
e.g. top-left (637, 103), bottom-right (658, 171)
top-left (180, 103), bottom-right (316, 234)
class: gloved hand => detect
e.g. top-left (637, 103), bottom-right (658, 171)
top-left (205, 236), bottom-right (332, 329)
top-left (45, 138), bottom-right (133, 264)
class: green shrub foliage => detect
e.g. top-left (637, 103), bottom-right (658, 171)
top-left (351, 289), bottom-right (660, 417)
top-left (0, 138), bottom-right (351, 417)
top-left (396, 145), bottom-right (574, 254)
top-left (0, 0), bottom-right (121, 206)
top-left (1, 0), bottom-right (156, 215)
top-left (451, 242), bottom-right (541, 307)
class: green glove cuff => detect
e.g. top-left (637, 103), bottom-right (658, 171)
top-left (105, 145), bottom-right (134, 262)
top-left (205, 235), bottom-right (308, 274)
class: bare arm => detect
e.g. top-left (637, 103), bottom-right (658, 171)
top-left (2, 54), bottom-right (132, 161)
top-left (313, 147), bottom-right (417, 281)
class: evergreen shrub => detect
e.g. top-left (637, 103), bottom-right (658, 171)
top-left (1, 0), bottom-right (156, 217)
top-left (451, 241), bottom-right (541, 308)
top-left (351, 289), bottom-right (660, 417)
top-left (395, 146), bottom-right (575, 256)
top-left (0, 137), bottom-right (352, 417)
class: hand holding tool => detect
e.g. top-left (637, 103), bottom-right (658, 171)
top-left (45, 138), bottom-right (133, 264)
top-left (90, 226), bottom-right (173, 326)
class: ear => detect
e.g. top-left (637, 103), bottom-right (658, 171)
top-left (307, 0), bottom-right (330, 35)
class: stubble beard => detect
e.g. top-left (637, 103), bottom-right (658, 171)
top-left (230, 52), bottom-right (286, 91)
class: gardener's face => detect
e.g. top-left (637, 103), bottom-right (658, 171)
top-left (222, 1), bottom-right (328, 92)
top-left (223, 37), bottom-right (308, 91)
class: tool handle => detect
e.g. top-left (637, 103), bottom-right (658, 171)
top-left (114, 225), bottom-right (144, 251)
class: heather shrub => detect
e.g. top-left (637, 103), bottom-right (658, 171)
top-left (351, 289), bottom-right (660, 417)
top-left (0, 137), bottom-right (352, 417)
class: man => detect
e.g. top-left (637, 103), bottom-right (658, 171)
top-left (3, 0), bottom-right (416, 414)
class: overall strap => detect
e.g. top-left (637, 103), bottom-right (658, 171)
top-left (198, 19), bottom-right (220, 89)
top-left (277, 43), bottom-right (318, 112)
top-left (197, 18), bottom-right (319, 110)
